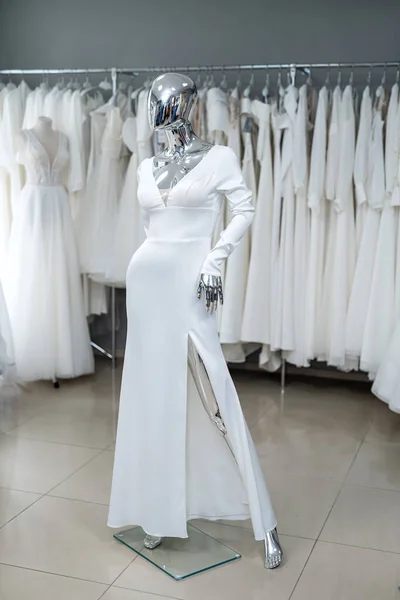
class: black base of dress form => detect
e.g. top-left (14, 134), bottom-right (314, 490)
top-left (114, 524), bottom-right (241, 581)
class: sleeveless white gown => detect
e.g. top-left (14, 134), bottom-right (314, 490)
top-left (4, 129), bottom-right (94, 381)
top-left (108, 145), bottom-right (277, 541)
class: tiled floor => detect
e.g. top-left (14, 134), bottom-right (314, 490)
top-left (0, 361), bottom-right (400, 599)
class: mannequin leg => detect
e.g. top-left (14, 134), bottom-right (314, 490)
top-left (264, 528), bottom-right (283, 569)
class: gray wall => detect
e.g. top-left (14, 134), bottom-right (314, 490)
top-left (0, 0), bottom-right (399, 70)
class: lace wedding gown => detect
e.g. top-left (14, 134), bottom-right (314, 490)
top-left (108, 145), bottom-right (277, 541)
top-left (4, 129), bottom-right (94, 381)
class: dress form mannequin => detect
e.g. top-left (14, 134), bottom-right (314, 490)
top-left (30, 116), bottom-right (59, 162)
top-left (143, 73), bottom-right (283, 569)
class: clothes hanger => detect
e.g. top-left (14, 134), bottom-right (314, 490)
top-left (337, 65), bottom-right (342, 89)
top-left (243, 70), bottom-right (254, 98)
top-left (261, 69), bottom-right (270, 103)
top-left (219, 68), bottom-right (228, 90)
top-left (349, 64), bottom-right (354, 87)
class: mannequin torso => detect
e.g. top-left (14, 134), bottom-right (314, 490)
top-left (29, 116), bottom-right (59, 162)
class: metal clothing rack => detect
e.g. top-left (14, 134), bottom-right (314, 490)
top-left (2, 60), bottom-right (398, 384)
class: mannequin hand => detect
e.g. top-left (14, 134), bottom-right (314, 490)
top-left (197, 274), bottom-right (223, 313)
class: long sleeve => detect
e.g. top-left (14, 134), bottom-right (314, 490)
top-left (353, 86), bottom-right (372, 206)
top-left (308, 86), bottom-right (328, 210)
top-left (201, 146), bottom-right (254, 276)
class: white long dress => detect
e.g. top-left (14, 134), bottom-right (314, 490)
top-left (241, 100), bottom-right (273, 347)
top-left (271, 85), bottom-right (298, 353)
top-left (4, 130), bottom-right (94, 381)
top-left (345, 88), bottom-right (383, 360)
top-left (287, 84), bottom-right (309, 367)
top-left (108, 145), bottom-right (276, 541)
top-left (327, 85), bottom-right (356, 368)
top-left (77, 105), bottom-right (123, 278)
top-left (306, 86), bottom-right (328, 361)
top-left (220, 96), bottom-right (255, 362)
top-left (106, 117), bottom-right (140, 285)
top-left (317, 86), bottom-right (342, 361)
top-left (360, 86), bottom-right (396, 376)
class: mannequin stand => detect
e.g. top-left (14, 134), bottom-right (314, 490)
top-left (114, 525), bottom-right (241, 581)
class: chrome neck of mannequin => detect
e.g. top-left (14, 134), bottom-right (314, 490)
top-left (164, 119), bottom-right (196, 158)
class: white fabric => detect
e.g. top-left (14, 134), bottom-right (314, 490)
top-left (287, 84), bottom-right (309, 367)
top-left (0, 279), bottom-right (16, 386)
top-left (306, 86), bottom-right (328, 360)
top-left (108, 145), bottom-right (275, 540)
top-left (4, 129), bottom-right (94, 381)
top-left (242, 100), bottom-right (273, 347)
top-left (77, 105), bottom-right (123, 277)
top-left (372, 317), bottom-right (400, 412)
top-left (326, 86), bottom-right (356, 368)
top-left (107, 117), bottom-right (140, 285)
top-left (219, 97), bottom-right (254, 359)
top-left (271, 85), bottom-right (298, 352)
top-left (345, 88), bottom-right (383, 360)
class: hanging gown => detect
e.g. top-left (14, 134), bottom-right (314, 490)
top-left (0, 85), bottom-right (15, 282)
top-left (316, 86), bottom-right (342, 361)
top-left (4, 129), bottom-right (94, 381)
top-left (108, 145), bottom-right (276, 541)
top-left (361, 86), bottom-right (396, 376)
top-left (77, 105), bottom-right (124, 278)
top-left (241, 99), bottom-right (273, 349)
top-left (287, 84), bottom-right (309, 367)
top-left (0, 81), bottom-right (30, 215)
top-left (326, 86), bottom-right (356, 368)
top-left (353, 86), bottom-right (372, 252)
top-left (271, 85), bottom-right (298, 353)
top-left (220, 96), bottom-right (255, 362)
top-left (106, 117), bottom-right (140, 285)
top-left (305, 86), bottom-right (328, 361)
top-left (345, 87), bottom-right (383, 361)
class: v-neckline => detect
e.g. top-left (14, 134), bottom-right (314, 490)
top-left (149, 145), bottom-right (218, 207)
top-left (27, 129), bottom-right (61, 172)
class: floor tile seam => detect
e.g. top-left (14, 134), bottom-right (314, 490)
top-left (341, 481), bottom-right (400, 495)
top-left (315, 438), bottom-right (363, 541)
top-left (315, 538), bottom-right (400, 556)
top-left (287, 538), bottom-right (318, 600)
top-left (361, 437), bottom-right (400, 448)
top-left (0, 485), bottom-right (42, 494)
top-left (112, 583), bottom-right (182, 600)
top-left (0, 560), bottom-right (111, 585)
top-left (3, 431), bottom-right (111, 451)
top-left (46, 491), bottom-right (110, 507)
top-left (195, 519), bottom-right (317, 542)
top-left (0, 492), bottom-right (44, 530)
top-left (43, 449), bottom-right (108, 496)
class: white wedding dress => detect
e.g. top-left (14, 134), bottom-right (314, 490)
top-left (108, 145), bottom-right (276, 541)
top-left (4, 129), bottom-right (94, 381)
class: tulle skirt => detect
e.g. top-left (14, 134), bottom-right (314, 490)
top-left (5, 184), bottom-right (94, 381)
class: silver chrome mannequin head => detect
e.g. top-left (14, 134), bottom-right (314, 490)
top-left (148, 73), bottom-right (197, 130)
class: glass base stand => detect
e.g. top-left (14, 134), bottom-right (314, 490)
top-left (114, 523), bottom-right (241, 581)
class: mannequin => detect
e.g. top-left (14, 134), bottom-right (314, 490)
top-left (151, 75), bottom-right (223, 313)
top-left (147, 74), bottom-right (282, 568)
top-left (108, 73), bottom-right (282, 570)
top-left (29, 116), bottom-right (59, 162)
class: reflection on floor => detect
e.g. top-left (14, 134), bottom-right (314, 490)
top-left (0, 359), bottom-right (399, 599)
